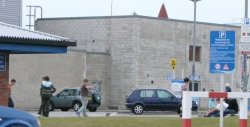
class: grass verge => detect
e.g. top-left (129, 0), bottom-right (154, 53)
top-left (39, 117), bottom-right (249, 127)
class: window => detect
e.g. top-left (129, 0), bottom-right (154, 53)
top-left (140, 90), bottom-right (155, 98)
top-left (157, 90), bottom-right (172, 99)
top-left (189, 82), bottom-right (200, 91)
top-left (189, 46), bottom-right (201, 62)
top-left (59, 89), bottom-right (69, 96)
top-left (69, 89), bottom-right (77, 96)
top-left (92, 81), bottom-right (101, 93)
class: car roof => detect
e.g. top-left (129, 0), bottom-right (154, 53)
top-left (64, 87), bottom-right (80, 90)
top-left (132, 88), bottom-right (178, 97)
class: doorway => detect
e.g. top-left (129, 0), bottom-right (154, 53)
top-left (189, 82), bottom-right (200, 91)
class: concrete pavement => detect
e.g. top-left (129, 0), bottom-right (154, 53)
top-left (30, 110), bottom-right (201, 118)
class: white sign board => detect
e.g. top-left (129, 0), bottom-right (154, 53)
top-left (171, 80), bottom-right (184, 91)
top-left (239, 43), bottom-right (250, 51)
top-left (171, 80), bottom-right (184, 98)
top-left (241, 18), bottom-right (250, 42)
top-left (166, 74), bottom-right (172, 80)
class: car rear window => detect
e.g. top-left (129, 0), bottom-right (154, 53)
top-left (157, 90), bottom-right (172, 99)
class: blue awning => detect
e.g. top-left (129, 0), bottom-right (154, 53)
top-left (0, 43), bottom-right (67, 54)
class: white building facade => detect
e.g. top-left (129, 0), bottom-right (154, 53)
top-left (0, 0), bottom-right (22, 26)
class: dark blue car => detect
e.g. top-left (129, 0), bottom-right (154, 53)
top-left (0, 106), bottom-right (40, 127)
top-left (125, 89), bottom-right (198, 115)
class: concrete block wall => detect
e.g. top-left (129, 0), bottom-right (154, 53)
top-left (9, 51), bottom-right (110, 109)
top-left (108, 18), bottom-right (141, 108)
top-left (35, 18), bottom-right (110, 53)
top-left (31, 16), bottom-right (242, 110)
top-left (9, 52), bottom-right (86, 109)
top-left (137, 19), bottom-right (176, 89)
top-left (85, 53), bottom-right (110, 109)
top-left (36, 17), bottom-right (143, 109)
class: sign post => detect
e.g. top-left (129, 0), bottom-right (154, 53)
top-left (210, 31), bottom-right (235, 127)
top-left (240, 18), bottom-right (250, 92)
top-left (171, 58), bottom-right (177, 70)
top-left (171, 58), bottom-right (177, 79)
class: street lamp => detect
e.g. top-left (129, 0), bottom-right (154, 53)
top-left (190, 0), bottom-right (200, 91)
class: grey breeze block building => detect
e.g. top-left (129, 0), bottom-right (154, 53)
top-left (9, 15), bottom-right (241, 110)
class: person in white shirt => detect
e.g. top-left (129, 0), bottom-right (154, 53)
top-left (208, 89), bottom-right (216, 110)
top-left (204, 98), bottom-right (229, 117)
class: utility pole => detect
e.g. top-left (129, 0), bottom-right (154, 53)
top-left (242, 0), bottom-right (249, 92)
top-left (190, 0), bottom-right (201, 91)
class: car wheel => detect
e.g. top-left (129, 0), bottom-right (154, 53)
top-left (73, 101), bottom-right (82, 111)
top-left (61, 108), bottom-right (69, 111)
top-left (132, 104), bottom-right (144, 115)
top-left (49, 102), bottom-right (55, 111)
top-left (88, 107), bottom-right (97, 112)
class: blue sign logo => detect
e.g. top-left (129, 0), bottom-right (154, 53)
top-left (219, 31), bottom-right (226, 38)
top-left (210, 31), bottom-right (235, 73)
top-left (244, 18), bottom-right (250, 24)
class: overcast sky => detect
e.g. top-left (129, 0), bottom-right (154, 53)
top-left (22, 0), bottom-right (247, 28)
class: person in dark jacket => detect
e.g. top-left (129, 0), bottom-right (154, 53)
top-left (224, 98), bottom-right (239, 116)
top-left (223, 82), bottom-right (238, 116)
top-left (38, 76), bottom-right (56, 117)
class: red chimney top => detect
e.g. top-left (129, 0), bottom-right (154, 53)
top-left (158, 3), bottom-right (168, 18)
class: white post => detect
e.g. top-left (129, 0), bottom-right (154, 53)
top-left (182, 69), bottom-right (184, 79)
top-left (182, 91), bottom-right (192, 127)
top-left (173, 69), bottom-right (176, 80)
top-left (84, 52), bottom-right (87, 78)
top-left (239, 97), bottom-right (248, 127)
top-left (231, 72), bottom-right (234, 90)
top-left (219, 74), bottom-right (224, 127)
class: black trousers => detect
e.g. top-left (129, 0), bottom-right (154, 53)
top-left (8, 97), bottom-right (14, 108)
top-left (38, 97), bottom-right (50, 117)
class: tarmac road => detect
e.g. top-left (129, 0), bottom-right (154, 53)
top-left (30, 110), bottom-right (200, 118)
